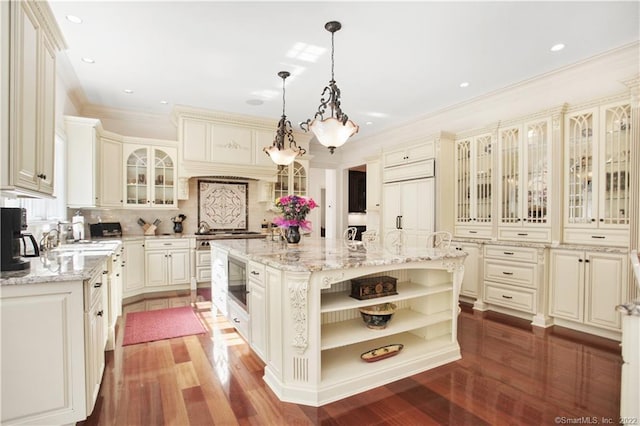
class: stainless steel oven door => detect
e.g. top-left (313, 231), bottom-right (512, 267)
top-left (227, 254), bottom-right (247, 310)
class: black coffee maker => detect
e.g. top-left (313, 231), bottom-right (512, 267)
top-left (1, 207), bottom-right (30, 272)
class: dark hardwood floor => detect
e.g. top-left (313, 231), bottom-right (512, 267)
top-left (80, 298), bottom-right (622, 425)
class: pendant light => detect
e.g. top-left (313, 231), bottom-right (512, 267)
top-left (301, 21), bottom-right (359, 154)
top-left (264, 71), bottom-right (306, 166)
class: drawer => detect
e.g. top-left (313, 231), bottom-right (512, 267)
top-left (497, 228), bottom-right (551, 243)
top-left (145, 239), bottom-right (191, 250)
top-left (248, 261), bottom-right (265, 285)
top-left (484, 260), bottom-right (537, 288)
top-left (196, 266), bottom-right (211, 282)
top-left (484, 245), bottom-right (538, 262)
top-left (383, 158), bottom-right (434, 182)
top-left (484, 282), bottom-right (536, 313)
top-left (228, 300), bottom-right (249, 341)
top-left (563, 228), bottom-right (629, 247)
top-left (196, 250), bottom-right (211, 266)
top-left (454, 225), bottom-right (492, 239)
top-left (84, 267), bottom-right (107, 310)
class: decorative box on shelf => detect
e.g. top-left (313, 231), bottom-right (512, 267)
top-left (350, 275), bottom-right (398, 300)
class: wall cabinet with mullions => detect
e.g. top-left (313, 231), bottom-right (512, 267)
top-left (123, 143), bottom-right (178, 209)
top-left (563, 100), bottom-right (631, 246)
top-left (496, 112), bottom-right (560, 243)
top-left (273, 160), bottom-right (307, 200)
top-left (455, 131), bottom-right (494, 239)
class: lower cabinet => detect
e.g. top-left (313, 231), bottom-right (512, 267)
top-left (123, 239), bottom-right (145, 296)
top-left (550, 248), bottom-right (627, 335)
top-left (84, 267), bottom-right (107, 415)
top-left (482, 244), bottom-right (550, 327)
top-left (144, 239), bottom-right (191, 288)
top-left (0, 264), bottom-right (108, 424)
top-left (248, 260), bottom-right (266, 361)
top-left (453, 242), bottom-right (481, 300)
top-left (211, 247), bottom-right (228, 316)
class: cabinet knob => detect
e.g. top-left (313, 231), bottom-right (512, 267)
top-left (591, 218), bottom-right (596, 222)
top-left (97, 310), bottom-right (104, 317)
top-left (578, 259), bottom-right (583, 262)
top-left (599, 218), bottom-right (604, 222)
top-left (94, 282), bottom-right (102, 288)
top-left (585, 259), bottom-right (590, 263)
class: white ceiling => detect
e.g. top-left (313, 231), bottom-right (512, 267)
top-left (49, 1), bottom-right (640, 141)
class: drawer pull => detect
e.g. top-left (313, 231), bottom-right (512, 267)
top-left (94, 282), bottom-right (102, 288)
top-left (503, 251), bottom-right (514, 255)
top-left (232, 318), bottom-right (240, 324)
top-left (591, 235), bottom-right (606, 239)
top-left (502, 272), bottom-right (514, 276)
top-left (164, 243), bottom-right (173, 246)
top-left (251, 271), bottom-right (260, 276)
top-left (517, 233), bottom-right (528, 236)
top-left (501, 295), bottom-right (513, 300)
top-left (468, 231), bottom-right (478, 234)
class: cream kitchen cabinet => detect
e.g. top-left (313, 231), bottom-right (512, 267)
top-left (84, 264), bottom-right (107, 415)
top-left (1, 0), bottom-right (63, 197)
top-left (563, 100), bottom-right (631, 246)
top-left (0, 280), bottom-right (86, 424)
top-left (106, 246), bottom-right (123, 350)
top-left (66, 116), bottom-right (123, 208)
top-left (248, 260), bottom-right (267, 362)
top-left (383, 142), bottom-right (434, 167)
top-left (482, 244), bottom-right (549, 327)
top-left (123, 143), bottom-right (178, 209)
top-left (123, 239), bottom-right (145, 297)
top-left (453, 242), bottom-right (482, 302)
top-left (549, 248), bottom-right (627, 337)
top-left (182, 118), bottom-right (252, 165)
top-left (454, 131), bottom-right (495, 239)
top-left (497, 114), bottom-right (557, 243)
top-left (211, 246), bottom-right (228, 316)
top-left (274, 160), bottom-right (308, 200)
top-left (144, 239), bottom-right (191, 288)
top-left (99, 137), bottom-right (124, 207)
top-left (383, 174), bottom-right (435, 247)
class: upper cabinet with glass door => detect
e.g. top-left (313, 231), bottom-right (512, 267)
top-left (454, 132), bottom-right (494, 239)
top-left (564, 100), bottom-right (631, 246)
top-left (274, 160), bottom-right (307, 201)
top-left (497, 116), bottom-right (555, 242)
top-left (123, 144), bottom-right (178, 209)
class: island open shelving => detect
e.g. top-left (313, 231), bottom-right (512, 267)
top-left (210, 238), bottom-right (467, 406)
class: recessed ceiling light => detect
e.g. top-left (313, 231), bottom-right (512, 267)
top-left (123, 89), bottom-right (134, 94)
top-left (550, 43), bottom-right (565, 52)
top-left (366, 121), bottom-right (373, 125)
top-left (459, 81), bottom-right (469, 88)
top-left (66, 15), bottom-right (82, 24)
top-left (246, 99), bottom-right (264, 106)
top-left (81, 57), bottom-right (95, 64)
top-left (160, 100), bottom-right (168, 105)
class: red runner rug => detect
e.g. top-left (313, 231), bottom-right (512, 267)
top-left (122, 306), bottom-right (207, 346)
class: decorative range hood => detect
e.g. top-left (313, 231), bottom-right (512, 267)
top-left (172, 105), bottom-right (311, 182)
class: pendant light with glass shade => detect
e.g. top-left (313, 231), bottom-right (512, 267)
top-left (301, 21), bottom-right (359, 154)
top-left (264, 71), bottom-right (306, 166)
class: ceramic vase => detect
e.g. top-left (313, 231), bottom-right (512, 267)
top-left (173, 222), bottom-right (183, 233)
top-left (285, 225), bottom-right (301, 244)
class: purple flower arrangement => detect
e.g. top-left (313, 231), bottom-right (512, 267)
top-left (273, 195), bottom-right (318, 231)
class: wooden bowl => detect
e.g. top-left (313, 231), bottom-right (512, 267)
top-left (359, 303), bottom-right (397, 329)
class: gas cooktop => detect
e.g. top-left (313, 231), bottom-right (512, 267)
top-left (195, 231), bottom-right (261, 236)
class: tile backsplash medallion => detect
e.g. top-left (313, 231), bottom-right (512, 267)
top-left (71, 178), bottom-right (276, 237)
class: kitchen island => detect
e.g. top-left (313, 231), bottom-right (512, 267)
top-left (210, 238), bottom-right (467, 406)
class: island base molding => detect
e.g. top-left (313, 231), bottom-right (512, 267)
top-left (263, 342), bottom-right (461, 407)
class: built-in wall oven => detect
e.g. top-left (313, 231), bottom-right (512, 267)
top-left (227, 254), bottom-right (248, 310)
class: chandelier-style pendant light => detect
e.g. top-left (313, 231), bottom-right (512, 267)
top-left (264, 71), bottom-right (306, 166)
top-left (301, 21), bottom-right (359, 154)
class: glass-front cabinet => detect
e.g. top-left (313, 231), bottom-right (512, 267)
top-left (274, 160), bottom-right (307, 200)
top-left (497, 117), bottom-right (553, 242)
top-left (123, 144), bottom-right (178, 208)
top-left (454, 132), bottom-right (494, 239)
top-left (564, 101), bottom-right (630, 246)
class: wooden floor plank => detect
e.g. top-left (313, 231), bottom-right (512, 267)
top-left (82, 299), bottom-right (622, 425)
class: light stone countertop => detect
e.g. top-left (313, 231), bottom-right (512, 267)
top-left (0, 241), bottom-right (122, 286)
top-left (451, 237), bottom-right (629, 254)
top-left (210, 238), bottom-right (467, 273)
